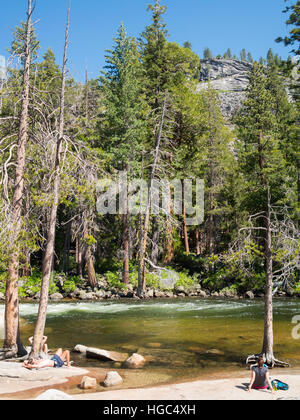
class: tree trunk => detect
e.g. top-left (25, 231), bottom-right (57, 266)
top-left (62, 221), bottom-right (71, 274)
top-left (122, 212), bottom-right (130, 284)
top-left (195, 229), bottom-right (201, 255)
top-left (182, 181), bottom-right (190, 254)
top-left (138, 95), bottom-right (167, 296)
top-left (4, 0), bottom-right (32, 354)
top-left (76, 236), bottom-right (83, 278)
top-left (151, 216), bottom-right (160, 265)
top-left (262, 188), bottom-right (274, 364)
top-left (31, 1), bottom-right (70, 358)
top-left (163, 185), bottom-right (174, 265)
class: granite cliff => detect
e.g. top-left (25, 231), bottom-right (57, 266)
top-left (198, 59), bottom-right (253, 121)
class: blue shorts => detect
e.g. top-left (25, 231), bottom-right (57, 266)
top-left (52, 354), bottom-right (64, 368)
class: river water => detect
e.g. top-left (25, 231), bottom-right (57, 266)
top-left (1, 298), bottom-right (300, 382)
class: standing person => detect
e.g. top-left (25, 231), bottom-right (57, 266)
top-left (248, 357), bottom-right (275, 394)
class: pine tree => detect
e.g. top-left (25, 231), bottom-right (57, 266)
top-left (276, 0), bottom-right (300, 55)
top-left (203, 47), bottom-right (213, 59)
top-left (267, 48), bottom-right (274, 66)
top-left (240, 49), bottom-right (247, 61)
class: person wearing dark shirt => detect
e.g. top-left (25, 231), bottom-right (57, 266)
top-left (248, 357), bottom-right (274, 394)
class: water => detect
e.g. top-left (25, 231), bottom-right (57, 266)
top-left (1, 298), bottom-right (300, 382)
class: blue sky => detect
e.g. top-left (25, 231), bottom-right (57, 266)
top-left (0, 0), bottom-right (293, 82)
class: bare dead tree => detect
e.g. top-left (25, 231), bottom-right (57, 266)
top-left (31, 0), bottom-right (71, 358)
top-left (2, 0), bottom-right (33, 359)
top-left (228, 189), bottom-right (299, 368)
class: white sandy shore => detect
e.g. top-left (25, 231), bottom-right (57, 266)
top-left (74, 374), bottom-right (300, 401)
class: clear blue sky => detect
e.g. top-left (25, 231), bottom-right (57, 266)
top-left (0, 0), bottom-right (293, 82)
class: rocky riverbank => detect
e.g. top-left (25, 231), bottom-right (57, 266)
top-left (0, 276), bottom-right (297, 303)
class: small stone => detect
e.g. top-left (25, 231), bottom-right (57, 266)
top-left (206, 349), bottom-right (225, 356)
top-left (80, 376), bottom-right (97, 390)
top-left (103, 371), bottom-right (123, 387)
top-left (125, 353), bottom-right (146, 369)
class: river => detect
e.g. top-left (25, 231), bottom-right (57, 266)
top-left (1, 298), bottom-right (300, 382)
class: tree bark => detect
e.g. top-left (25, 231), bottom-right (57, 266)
top-left (262, 188), bottom-right (274, 364)
top-left (4, 0), bottom-right (32, 354)
top-left (195, 229), bottom-right (201, 255)
top-left (31, 1), bottom-right (70, 358)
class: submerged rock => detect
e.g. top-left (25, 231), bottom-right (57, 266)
top-left (206, 349), bottom-right (225, 356)
top-left (103, 371), bottom-right (123, 387)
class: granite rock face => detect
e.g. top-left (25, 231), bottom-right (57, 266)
top-left (198, 59), bottom-right (252, 121)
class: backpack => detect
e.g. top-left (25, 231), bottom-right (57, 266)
top-left (271, 380), bottom-right (289, 391)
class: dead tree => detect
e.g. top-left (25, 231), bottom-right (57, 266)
top-left (3, 0), bottom-right (33, 359)
top-left (30, 0), bottom-right (71, 358)
top-left (138, 94), bottom-right (168, 297)
top-left (229, 189), bottom-right (299, 368)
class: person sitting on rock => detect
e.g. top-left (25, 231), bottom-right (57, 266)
top-left (23, 348), bottom-right (71, 369)
top-left (248, 357), bottom-right (274, 394)
top-left (28, 335), bottom-right (48, 357)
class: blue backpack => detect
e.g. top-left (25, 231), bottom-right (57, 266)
top-left (272, 380), bottom-right (289, 391)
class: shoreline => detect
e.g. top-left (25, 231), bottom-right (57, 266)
top-left (0, 364), bottom-right (299, 400)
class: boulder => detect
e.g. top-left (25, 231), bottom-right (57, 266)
top-left (80, 376), bottom-right (97, 390)
top-left (103, 371), bottom-right (123, 387)
top-left (175, 286), bottom-right (185, 294)
top-left (73, 344), bottom-right (88, 355)
top-left (198, 290), bottom-right (207, 298)
top-left (35, 389), bottom-right (73, 400)
top-left (154, 290), bottom-right (165, 298)
top-left (50, 292), bottom-right (64, 301)
top-left (245, 291), bottom-right (255, 300)
top-left (0, 292), bottom-right (4, 300)
top-left (86, 347), bottom-right (128, 362)
top-left (146, 289), bottom-right (154, 298)
top-left (95, 290), bottom-right (105, 299)
top-left (125, 353), bottom-right (146, 369)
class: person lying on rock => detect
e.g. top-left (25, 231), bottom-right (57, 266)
top-left (248, 357), bottom-right (274, 394)
top-left (23, 348), bottom-right (71, 369)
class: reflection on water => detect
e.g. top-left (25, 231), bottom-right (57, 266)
top-left (1, 298), bottom-right (300, 381)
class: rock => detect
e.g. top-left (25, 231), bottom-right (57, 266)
top-left (73, 344), bottom-right (88, 355)
top-left (50, 292), bottom-right (64, 301)
top-left (165, 292), bottom-right (174, 298)
top-left (198, 290), bottom-right (207, 298)
top-left (175, 285), bottom-right (185, 294)
top-left (146, 342), bottom-right (162, 349)
top-left (206, 349), bottom-right (225, 356)
top-left (125, 353), bottom-right (146, 369)
top-left (177, 293), bottom-right (186, 298)
top-left (105, 291), bottom-right (112, 299)
top-left (80, 376), bottom-right (97, 390)
top-left (154, 290), bottom-right (165, 298)
top-left (103, 371), bottom-right (123, 387)
top-left (0, 292), bottom-right (4, 300)
top-left (146, 289), bottom-right (154, 298)
top-left (86, 347), bottom-right (128, 362)
top-left (35, 389), bottom-right (73, 400)
top-left (211, 292), bottom-right (219, 297)
top-left (34, 291), bottom-right (40, 299)
top-left (95, 290), bottom-right (105, 299)
top-left (245, 291), bottom-right (255, 300)
top-left (198, 59), bottom-right (252, 121)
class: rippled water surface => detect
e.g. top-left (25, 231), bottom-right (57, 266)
top-left (1, 298), bottom-right (300, 381)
